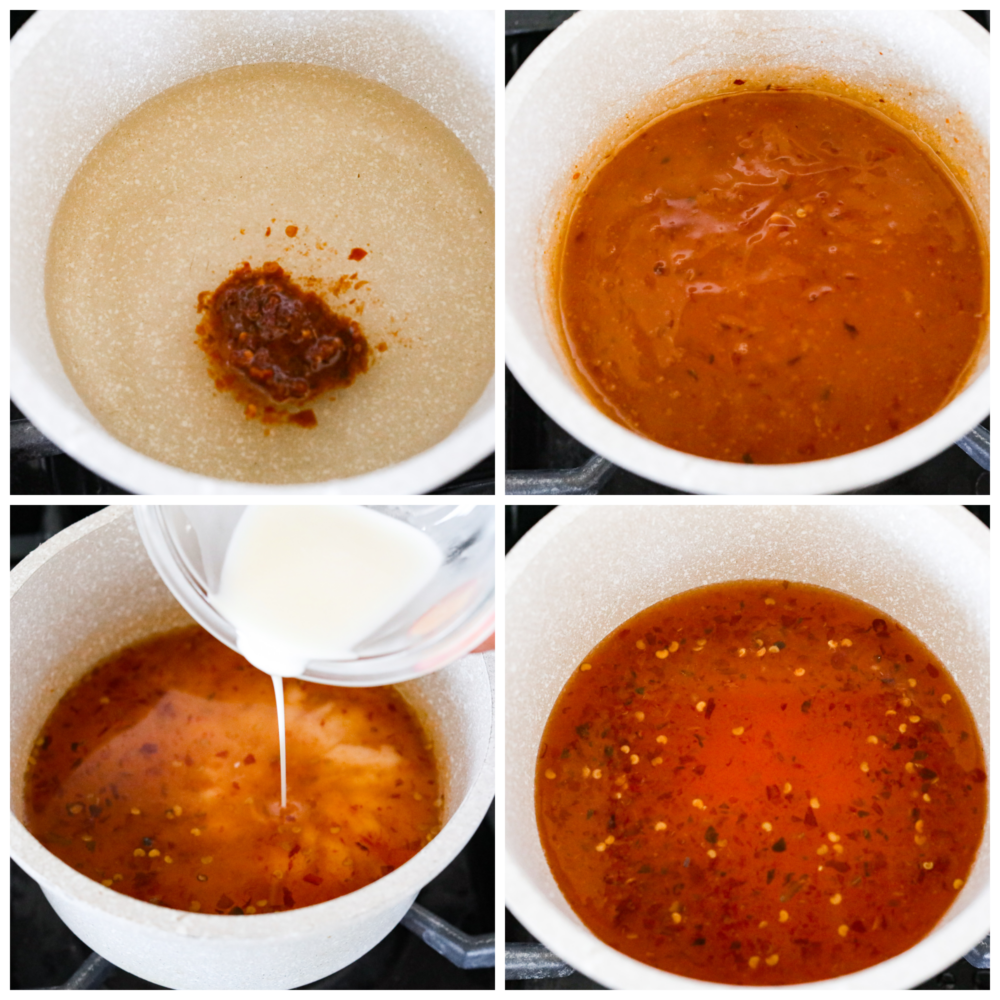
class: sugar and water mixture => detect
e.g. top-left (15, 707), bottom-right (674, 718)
top-left (25, 627), bottom-right (441, 914)
top-left (45, 62), bottom-right (493, 483)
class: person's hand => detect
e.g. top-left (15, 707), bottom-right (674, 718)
top-left (471, 633), bottom-right (495, 653)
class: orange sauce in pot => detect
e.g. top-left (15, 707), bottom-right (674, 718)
top-left (536, 580), bottom-right (985, 985)
top-left (25, 626), bottom-right (441, 915)
top-left (557, 91), bottom-right (987, 464)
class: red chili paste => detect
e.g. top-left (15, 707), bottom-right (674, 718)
top-left (196, 261), bottom-right (369, 427)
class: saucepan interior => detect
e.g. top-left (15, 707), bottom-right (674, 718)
top-left (505, 505), bottom-right (988, 988)
top-left (506, 10), bottom-right (989, 494)
top-left (11, 11), bottom-right (494, 494)
top-left (11, 507), bottom-right (495, 989)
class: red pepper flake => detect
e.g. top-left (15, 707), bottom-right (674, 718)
top-left (733, 79), bottom-right (745, 86)
top-left (303, 874), bottom-right (323, 886)
top-left (140, 743), bottom-right (158, 755)
top-left (288, 843), bottom-right (301, 858)
top-left (283, 887), bottom-right (295, 908)
top-left (243, 754), bottom-right (256, 765)
top-left (925, 663), bottom-right (940, 678)
top-left (872, 619), bottom-right (888, 636)
top-left (348, 247), bottom-right (367, 261)
top-left (216, 750), bottom-right (229, 758)
top-left (265, 227), bottom-right (271, 237)
top-left (704, 698), bottom-right (716, 720)
top-left (217, 894), bottom-right (234, 910)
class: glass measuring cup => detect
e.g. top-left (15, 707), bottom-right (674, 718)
top-left (133, 505), bottom-right (494, 686)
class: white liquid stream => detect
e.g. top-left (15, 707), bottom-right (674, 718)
top-left (212, 506), bottom-right (443, 806)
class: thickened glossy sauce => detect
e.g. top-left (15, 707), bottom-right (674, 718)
top-left (536, 581), bottom-right (985, 985)
top-left (196, 261), bottom-right (370, 428)
top-left (559, 91), bottom-right (987, 463)
top-left (26, 627), bottom-right (440, 915)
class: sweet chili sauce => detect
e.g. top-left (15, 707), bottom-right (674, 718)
top-left (558, 91), bottom-right (987, 463)
top-left (25, 626), bottom-right (441, 915)
top-left (535, 581), bottom-right (985, 985)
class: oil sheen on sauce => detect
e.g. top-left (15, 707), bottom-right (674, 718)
top-left (25, 627), bottom-right (441, 915)
top-left (210, 505), bottom-right (443, 806)
top-left (558, 90), bottom-right (987, 463)
top-left (535, 580), bottom-right (986, 985)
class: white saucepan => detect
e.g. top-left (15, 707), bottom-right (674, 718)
top-left (12, 11), bottom-right (494, 495)
top-left (506, 11), bottom-right (989, 494)
top-left (11, 506), bottom-right (495, 989)
top-left (506, 505), bottom-right (988, 988)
